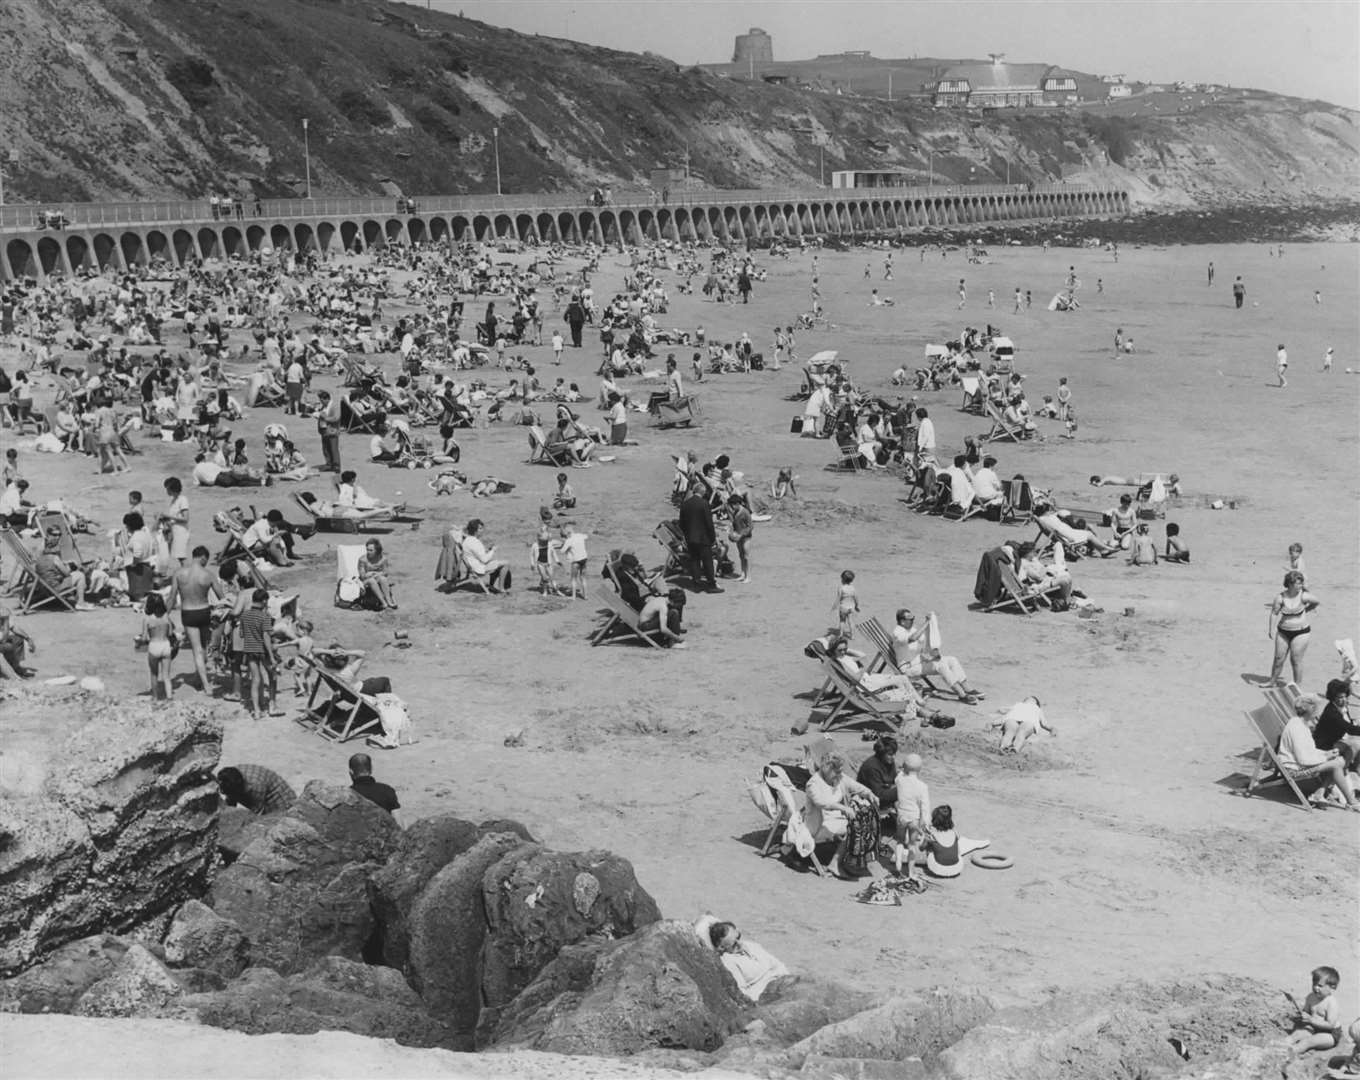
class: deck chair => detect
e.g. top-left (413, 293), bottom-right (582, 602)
top-left (986, 562), bottom-right (1063, 616)
top-left (981, 401), bottom-right (1024, 445)
top-left (817, 654), bottom-right (916, 733)
top-left (1242, 705), bottom-right (1315, 811)
top-left (653, 520), bottom-right (688, 579)
top-left (1261, 683), bottom-right (1303, 725)
top-left (340, 397), bottom-right (384, 436)
top-left (454, 535), bottom-right (500, 594)
top-left (526, 425), bottom-right (572, 467)
top-left (296, 655), bottom-right (385, 743)
top-left (590, 587), bottom-right (665, 648)
top-left (339, 354), bottom-right (382, 389)
top-left (749, 764), bottom-right (829, 877)
top-left (829, 439), bottom-right (866, 473)
top-left (1032, 515), bottom-right (1088, 562)
top-left (293, 491), bottom-right (387, 534)
top-left (36, 511), bottom-right (92, 569)
top-left (856, 617), bottom-right (946, 697)
top-left (1000, 478), bottom-right (1036, 525)
top-left (0, 528), bottom-right (78, 613)
top-left (959, 377), bottom-right (985, 414)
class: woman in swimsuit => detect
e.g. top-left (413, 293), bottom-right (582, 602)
top-left (1269, 570), bottom-right (1319, 687)
top-left (141, 592), bottom-right (176, 702)
top-left (358, 539), bottom-right (396, 610)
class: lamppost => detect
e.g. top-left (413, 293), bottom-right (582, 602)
top-left (302, 118), bottom-right (311, 199)
top-left (492, 126), bottom-right (502, 196)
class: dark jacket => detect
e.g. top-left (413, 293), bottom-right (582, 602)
top-left (974, 546), bottom-right (1009, 606)
top-left (1314, 702), bottom-right (1360, 751)
top-left (856, 755), bottom-right (898, 810)
top-left (678, 494), bottom-right (715, 547)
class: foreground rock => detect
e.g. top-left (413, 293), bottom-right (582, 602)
top-left (491, 920), bottom-right (750, 1055)
top-left (0, 934), bottom-right (132, 1014)
top-left (477, 847), bottom-right (663, 1041)
top-left (184, 957), bottom-right (452, 1048)
top-left (0, 697), bottom-right (222, 974)
top-left (208, 784), bottom-right (400, 975)
top-left (74, 944), bottom-right (189, 1021)
top-left (161, 901), bottom-right (249, 980)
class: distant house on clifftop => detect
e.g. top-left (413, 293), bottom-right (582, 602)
top-left (931, 55), bottom-right (1050, 107)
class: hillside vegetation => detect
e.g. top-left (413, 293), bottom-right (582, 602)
top-left (1, 0), bottom-right (1356, 208)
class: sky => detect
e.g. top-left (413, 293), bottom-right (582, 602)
top-left (416, 0), bottom-right (1360, 109)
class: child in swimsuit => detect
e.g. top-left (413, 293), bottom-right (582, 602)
top-left (1164, 523), bottom-right (1190, 563)
top-left (833, 570), bottom-right (859, 639)
top-left (141, 592), bottom-right (176, 702)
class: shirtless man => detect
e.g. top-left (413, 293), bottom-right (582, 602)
top-left (167, 545), bottom-right (221, 692)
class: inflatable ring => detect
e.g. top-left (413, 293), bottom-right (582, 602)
top-left (970, 853), bottom-right (1014, 870)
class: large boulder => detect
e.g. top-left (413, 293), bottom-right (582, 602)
top-left (285, 781), bottom-right (403, 862)
top-left (0, 934), bottom-right (131, 1014)
top-left (488, 920), bottom-right (751, 1056)
top-left (73, 943), bottom-right (189, 1020)
top-left (184, 957), bottom-right (452, 1048)
top-left (477, 847), bottom-right (662, 1037)
top-left (161, 901), bottom-right (249, 980)
top-left (368, 815), bottom-right (484, 971)
top-left (0, 697), bottom-right (222, 974)
top-left (405, 832), bottom-right (534, 1047)
top-left (207, 816), bottom-right (373, 975)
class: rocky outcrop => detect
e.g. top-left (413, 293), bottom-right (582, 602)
top-left (405, 831), bottom-right (535, 1047)
top-left (490, 920), bottom-right (751, 1056)
top-left (184, 957), bottom-right (452, 1048)
top-left (477, 847), bottom-right (663, 1040)
top-left (0, 697), bottom-right (222, 975)
top-left (208, 785), bottom-right (401, 975)
top-left (161, 901), bottom-right (249, 980)
top-left (789, 989), bottom-right (997, 1066)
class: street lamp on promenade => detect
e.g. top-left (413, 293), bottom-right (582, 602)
top-left (492, 126), bottom-right (502, 196)
top-left (302, 118), bottom-right (312, 199)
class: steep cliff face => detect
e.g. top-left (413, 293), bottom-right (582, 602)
top-left (1, 0), bottom-right (1356, 207)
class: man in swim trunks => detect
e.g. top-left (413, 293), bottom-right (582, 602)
top-left (167, 545), bottom-right (222, 693)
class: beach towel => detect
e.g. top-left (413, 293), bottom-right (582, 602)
top-left (925, 612), bottom-right (942, 654)
top-left (1148, 475), bottom-right (1167, 504)
top-left (1337, 639), bottom-right (1358, 680)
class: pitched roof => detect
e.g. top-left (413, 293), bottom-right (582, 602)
top-left (936, 62), bottom-right (1050, 92)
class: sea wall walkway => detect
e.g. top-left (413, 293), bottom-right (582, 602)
top-left (0, 183), bottom-right (1128, 282)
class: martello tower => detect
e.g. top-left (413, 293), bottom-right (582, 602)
top-left (732, 27), bottom-right (774, 64)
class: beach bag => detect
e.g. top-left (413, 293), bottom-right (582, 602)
top-left (789, 416), bottom-right (804, 434)
top-left (371, 693), bottom-right (414, 747)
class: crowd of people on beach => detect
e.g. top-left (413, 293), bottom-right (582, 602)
top-left (1, 221), bottom-right (1356, 1068)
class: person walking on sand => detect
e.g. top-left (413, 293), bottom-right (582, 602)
top-left (1013, 287), bottom-right (1022, 314)
top-left (1207, 261), bottom-right (1214, 286)
top-left (1232, 275), bottom-right (1245, 309)
top-left (1276, 344), bottom-right (1288, 389)
top-left (956, 279), bottom-right (966, 310)
top-left (1323, 346), bottom-right (1333, 372)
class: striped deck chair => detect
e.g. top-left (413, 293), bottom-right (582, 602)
top-left (1242, 705), bottom-right (1315, 811)
top-left (856, 617), bottom-right (945, 697)
top-left (0, 528), bottom-right (78, 613)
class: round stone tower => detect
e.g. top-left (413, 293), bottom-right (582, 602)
top-left (732, 27), bottom-right (773, 65)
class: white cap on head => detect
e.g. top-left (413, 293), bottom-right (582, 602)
top-left (902, 753), bottom-right (924, 772)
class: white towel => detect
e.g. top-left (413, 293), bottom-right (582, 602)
top-left (926, 612), bottom-right (943, 652)
top-left (1336, 639), bottom-right (1358, 680)
top-left (1149, 475), bottom-right (1167, 504)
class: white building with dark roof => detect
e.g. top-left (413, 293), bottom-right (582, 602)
top-left (931, 56), bottom-right (1051, 107)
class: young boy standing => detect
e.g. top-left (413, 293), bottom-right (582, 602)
top-left (238, 588), bottom-right (277, 720)
top-left (556, 522), bottom-right (589, 600)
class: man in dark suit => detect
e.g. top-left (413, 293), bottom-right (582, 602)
top-left (678, 486), bottom-right (721, 592)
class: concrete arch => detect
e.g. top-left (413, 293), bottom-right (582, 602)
top-left (428, 216), bottom-right (448, 243)
top-left (637, 209), bottom-right (659, 242)
top-left (598, 211), bottom-right (618, 245)
top-left (492, 213), bottom-right (513, 239)
top-left (385, 218), bottom-right (408, 244)
top-left (738, 206), bottom-right (757, 240)
top-left (173, 228), bottom-right (198, 264)
top-left (616, 210), bottom-right (638, 246)
top-left (294, 223), bottom-right (316, 253)
top-left (269, 224), bottom-right (293, 253)
top-left (556, 212), bottom-right (578, 243)
top-left (471, 215), bottom-right (491, 241)
top-left (246, 225), bottom-right (267, 252)
top-left (92, 232), bottom-right (120, 272)
top-left (221, 226), bottom-right (245, 258)
top-left (316, 221), bottom-right (336, 254)
top-left (450, 215), bottom-right (471, 242)
top-left (579, 211), bottom-right (600, 244)
top-left (64, 234), bottom-right (92, 272)
top-left (536, 212), bottom-right (557, 242)
top-left (120, 232), bottom-right (146, 268)
top-left (197, 227), bottom-right (221, 259)
top-left (657, 209), bottom-right (678, 242)
top-left (515, 213), bottom-right (535, 242)
top-left (673, 208), bottom-right (695, 242)
top-left (7, 238), bottom-right (35, 279)
top-left (408, 218), bottom-right (428, 244)
top-left (339, 221), bottom-right (360, 251)
top-left (146, 230), bottom-right (169, 263)
top-left (37, 236), bottom-right (65, 277)
top-left (362, 220), bottom-right (384, 249)
top-left (723, 205), bottom-right (742, 240)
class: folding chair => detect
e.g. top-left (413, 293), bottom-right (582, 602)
top-left (590, 587), bottom-right (665, 648)
top-left (340, 397), bottom-right (384, 436)
top-left (1242, 705), bottom-right (1314, 811)
top-left (1261, 683), bottom-right (1303, 726)
top-left (959, 377), bottom-right (985, 415)
top-left (0, 528), bottom-right (78, 613)
top-left (981, 401), bottom-right (1023, 445)
top-left (749, 764), bottom-right (829, 877)
top-left (856, 617), bottom-right (945, 697)
top-left (36, 511), bottom-right (92, 569)
top-left (652, 520), bottom-right (688, 579)
top-left (333, 544), bottom-right (369, 610)
top-left (817, 655), bottom-right (915, 733)
top-left (985, 562), bottom-right (1063, 616)
top-left (296, 656), bottom-right (385, 743)
top-left (828, 439), bottom-right (865, 473)
top-left (526, 425), bottom-right (571, 467)
top-left (454, 536), bottom-right (498, 594)
top-left (293, 491), bottom-right (387, 534)
top-left (1000, 478), bottom-right (1036, 526)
